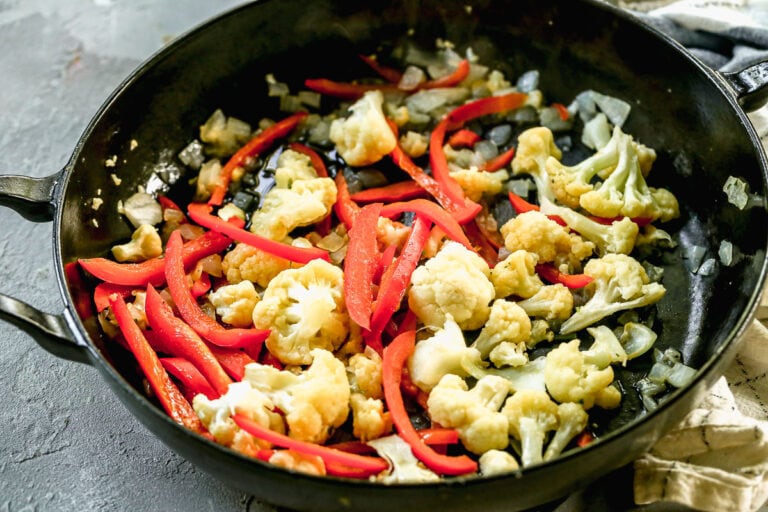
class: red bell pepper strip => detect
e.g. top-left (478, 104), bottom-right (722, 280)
top-left (187, 202), bottom-right (330, 264)
top-left (480, 146), bottom-right (516, 172)
top-left (420, 59), bottom-right (470, 89)
top-left (358, 54), bottom-right (402, 83)
top-left (382, 329), bottom-right (478, 475)
top-left (507, 191), bottom-right (567, 227)
top-left (232, 414), bottom-right (389, 476)
top-left (444, 92), bottom-right (529, 129)
top-left (333, 172), bottom-right (362, 230)
top-left (158, 195), bottom-right (187, 220)
top-left (164, 229), bottom-right (270, 351)
top-left (462, 220), bottom-right (499, 268)
top-left (108, 293), bottom-right (204, 433)
top-left (379, 198), bottom-right (473, 251)
top-left (373, 243), bottom-right (398, 285)
top-left (350, 180), bottom-right (427, 203)
top-left (447, 128), bottom-right (482, 148)
top-left (190, 271), bottom-right (212, 298)
top-left (369, 215), bottom-right (432, 338)
top-left (79, 230), bottom-right (232, 287)
top-left (552, 102), bottom-right (570, 121)
top-left (207, 345), bottom-right (255, 381)
top-left (145, 283), bottom-right (233, 396)
top-left (576, 431), bottom-right (595, 447)
top-left (535, 263), bottom-right (594, 289)
top-left (388, 121), bottom-right (480, 225)
top-left (93, 282), bottom-right (136, 312)
top-left (418, 427), bottom-right (460, 446)
top-left (208, 111), bottom-right (308, 206)
top-left (344, 203), bottom-right (383, 331)
top-left (160, 357), bottom-right (219, 400)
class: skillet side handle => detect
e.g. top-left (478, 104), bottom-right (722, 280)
top-left (0, 295), bottom-right (91, 365)
top-left (0, 173), bottom-right (59, 222)
top-left (721, 61), bottom-right (768, 112)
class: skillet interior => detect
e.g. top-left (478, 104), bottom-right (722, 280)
top-left (57, 0), bottom-right (768, 510)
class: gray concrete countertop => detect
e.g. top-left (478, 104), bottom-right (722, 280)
top-left (0, 2), bottom-right (702, 512)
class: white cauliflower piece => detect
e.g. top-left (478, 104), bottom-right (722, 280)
top-left (119, 191), bottom-right (163, 228)
top-left (347, 347), bottom-right (384, 399)
top-left (501, 389), bottom-right (559, 467)
top-left (500, 210), bottom-right (594, 265)
top-left (399, 130), bottom-right (428, 158)
top-left (490, 250), bottom-right (544, 299)
top-left (111, 224), bottom-right (162, 263)
top-left (407, 314), bottom-right (480, 392)
top-left (544, 339), bottom-right (621, 410)
top-left (350, 393), bottom-right (391, 442)
top-left (273, 149), bottom-right (319, 188)
top-left (479, 449), bottom-right (520, 476)
top-left (449, 168), bottom-right (509, 202)
top-left (427, 374), bottom-right (512, 454)
top-left (222, 242), bottom-right (292, 289)
top-left (408, 241), bottom-right (495, 330)
top-left (209, 280), bottom-right (260, 328)
top-left (329, 90), bottom-right (397, 167)
top-left (471, 299), bottom-right (531, 368)
top-left (243, 349), bottom-right (350, 443)
top-left (543, 402), bottom-right (589, 461)
top-left (367, 434), bottom-right (441, 483)
top-left (516, 284), bottom-right (574, 322)
top-left (268, 450), bottom-right (326, 476)
top-left (252, 259), bottom-right (349, 365)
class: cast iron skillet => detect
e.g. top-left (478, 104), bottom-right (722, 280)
top-left (2, 0), bottom-right (768, 510)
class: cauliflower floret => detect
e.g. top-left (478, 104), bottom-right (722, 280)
top-left (408, 314), bottom-right (479, 392)
top-left (268, 450), bottom-right (326, 476)
top-left (490, 250), bottom-right (544, 299)
top-left (511, 126), bottom-right (562, 200)
top-left (111, 224), bottom-right (162, 262)
top-left (500, 211), bottom-right (594, 265)
top-left (243, 349), bottom-right (350, 443)
top-left (252, 259), bottom-right (349, 365)
top-left (209, 280), bottom-right (260, 327)
top-left (119, 191), bottom-right (163, 228)
top-left (544, 339), bottom-right (621, 410)
top-left (471, 300), bottom-right (531, 367)
top-left (516, 284), bottom-right (574, 322)
top-left (222, 242), bottom-right (292, 289)
top-left (347, 347), bottom-right (384, 399)
top-left (501, 389), bottom-right (559, 467)
top-left (273, 149), bottom-right (319, 188)
top-left (543, 402), bottom-right (589, 461)
top-left (350, 393), bottom-right (391, 442)
top-left (250, 177), bottom-right (337, 241)
top-left (329, 90), bottom-right (397, 167)
top-left (408, 241), bottom-right (495, 330)
top-left (367, 434), bottom-right (441, 483)
top-left (450, 168), bottom-right (509, 202)
top-left (479, 449), bottom-right (520, 476)
top-left (427, 374), bottom-right (512, 454)
top-left (193, 381), bottom-right (283, 446)
top-left (399, 130), bottom-right (428, 158)
top-left (559, 253), bottom-right (666, 334)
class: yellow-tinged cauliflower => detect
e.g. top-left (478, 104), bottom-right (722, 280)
top-left (111, 224), bottom-right (162, 262)
top-left (407, 314), bottom-right (480, 392)
top-left (273, 149), bottom-right (319, 188)
top-left (399, 130), bottom-right (428, 158)
top-left (450, 168), bottom-right (510, 202)
top-left (329, 90), bottom-right (397, 167)
top-left (543, 402), bottom-right (589, 461)
top-left (222, 242), bottom-right (292, 289)
top-left (347, 347), bottom-right (384, 399)
top-left (350, 393), bottom-right (391, 442)
top-left (559, 253), bottom-right (666, 334)
top-left (208, 280), bottom-right (260, 328)
top-left (470, 300), bottom-right (531, 368)
top-left (193, 381), bottom-right (284, 447)
top-left (544, 339), bottom-right (621, 410)
top-left (501, 389), bottom-right (559, 467)
top-left (427, 374), bottom-right (512, 454)
top-left (511, 126), bottom-right (562, 200)
top-left (252, 259), bottom-right (349, 365)
top-left (250, 178), bottom-right (337, 241)
top-left (490, 250), bottom-right (544, 299)
top-left (479, 449), bottom-right (520, 475)
top-left (408, 241), bottom-right (495, 330)
top-left (243, 349), bottom-right (350, 443)
top-left (268, 450), bottom-right (326, 476)
top-left (500, 211), bottom-right (594, 265)
top-left (516, 284), bottom-right (574, 322)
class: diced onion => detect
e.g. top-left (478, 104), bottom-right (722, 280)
top-left (619, 322), bottom-right (657, 360)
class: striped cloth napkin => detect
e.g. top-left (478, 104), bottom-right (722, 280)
top-left (615, 2), bottom-right (768, 510)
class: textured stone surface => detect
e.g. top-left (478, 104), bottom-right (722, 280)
top-left (0, 2), bottom-right (276, 511)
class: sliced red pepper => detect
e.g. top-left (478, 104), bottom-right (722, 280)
top-left (420, 59), bottom-right (470, 89)
top-left (379, 199), bottom-right (473, 250)
top-left (447, 128), bottom-right (482, 148)
top-left (94, 282), bottom-right (136, 312)
top-left (344, 203), bottom-right (383, 331)
top-left (418, 427), bottom-right (460, 446)
top-left (358, 54), bottom-right (402, 83)
top-left (208, 111), bottom-right (308, 206)
top-left (160, 357), bottom-right (219, 400)
top-left (164, 229), bottom-right (270, 352)
top-left (382, 329), bottom-right (478, 475)
top-left (444, 92), bottom-right (528, 130)
top-left (462, 220), bottom-right (499, 268)
top-left (576, 431), bottom-right (595, 447)
top-left (373, 243), bottom-right (398, 285)
top-left (158, 195), bottom-right (187, 219)
top-left (79, 230), bottom-right (232, 287)
top-left (388, 120), bottom-right (480, 224)
top-left (535, 263), bottom-right (594, 289)
top-left (190, 271), bottom-right (212, 298)
top-left (187, 202), bottom-right (330, 264)
top-left (232, 414), bottom-right (389, 477)
top-left (507, 191), bottom-right (567, 226)
top-left (350, 180), bottom-right (427, 203)
top-left (333, 172), bottom-right (362, 230)
top-left (369, 215), bottom-right (432, 338)
top-left (480, 146), bottom-right (516, 172)
top-left (108, 293), bottom-right (204, 433)
top-left (145, 283), bottom-right (233, 396)
top-left (552, 102), bottom-right (570, 121)
top-left (64, 262), bottom-right (95, 321)
top-left (207, 345), bottom-right (255, 381)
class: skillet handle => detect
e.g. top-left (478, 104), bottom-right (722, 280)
top-left (721, 60), bottom-right (768, 112)
top-left (0, 172), bottom-right (59, 222)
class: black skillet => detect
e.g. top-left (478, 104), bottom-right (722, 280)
top-left (1, 0), bottom-right (768, 510)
